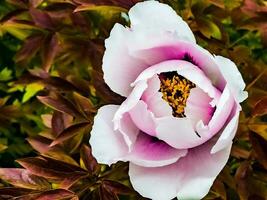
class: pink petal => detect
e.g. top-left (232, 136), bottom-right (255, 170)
top-left (129, 100), bottom-right (156, 136)
top-left (142, 75), bottom-right (172, 117)
top-left (129, 41), bottom-right (226, 91)
top-left (215, 55), bottom-right (248, 103)
top-left (89, 105), bottom-right (128, 165)
top-left (196, 86), bottom-right (235, 138)
top-left (185, 87), bottom-right (214, 126)
top-left (129, 140), bottom-right (232, 200)
top-left (156, 117), bottom-right (202, 149)
top-left (113, 81), bottom-right (147, 149)
top-left (127, 133), bottom-right (187, 167)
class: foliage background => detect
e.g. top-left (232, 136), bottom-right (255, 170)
top-left (0, 0), bottom-right (266, 199)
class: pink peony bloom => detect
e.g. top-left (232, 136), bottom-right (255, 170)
top-left (89, 1), bottom-right (248, 199)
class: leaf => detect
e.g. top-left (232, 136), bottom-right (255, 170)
top-left (73, 92), bottom-right (96, 118)
top-left (102, 180), bottom-right (134, 195)
top-left (51, 111), bottom-right (65, 137)
top-left (50, 122), bottom-right (90, 147)
top-left (22, 83), bottom-right (44, 103)
top-left (252, 96), bottom-right (267, 116)
top-left (37, 93), bottom-right (83, 118)
top-left (41, 34), bottom-right (59, 72)
top-left (29, 8), bottom-right (55, 30)
top-left (80, 144), bottom-right (100, 174)
top-left (74, 4), bottom-right (127, 13)
top-left (0, 188), bottom-right (33, 198)
top-left (16, 157), bottom-right (86, 179)
top-left (15, 34), bottom-right (45, 64)
top-left (249, 131), bottom-right (267, 170)
top-left (0, 143), bottom-right (7, 152)
top-left (0, 68), bottom-right (12, 81)
top-left (248, 123), bottom-right (267, 141)
top-left (0, 168), bottom-right (51, 190)
top-left (196, 17), bottom-right (222, 40)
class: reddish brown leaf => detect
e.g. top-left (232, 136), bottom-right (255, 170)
top-left (34, 189), bottom-right (78, 200)
top-left (29, 8), bottom-right (55, 30)
top-left (0, 187), bottom-right (34, 199)
top-left (73, 92), bottom-right (96, 117)
top-left (37, 93), bottom-right (83, 118)
top-left (16, 157), bottom-right (86, 179)
top-left (15, 34), bottom-right (45, 64)
top-left (50, 122), bottom-right (90, 147)
top-left (0, 168), bottom-right (51, 190)
top-left (80, 144), bottom-right (100, 174)
top-left (252, 96), bottom-right (267, 117)
top-left (249, 131), bottom-right (267, 170)
top-left (41, 34), bottom-right (60, 72)
top-left (52, 111), bottom-right (65, 137)
top-left (102, 180), bottom-right (134, 195)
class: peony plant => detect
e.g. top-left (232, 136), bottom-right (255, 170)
top-left (90, 1), bottom-right (248, 199)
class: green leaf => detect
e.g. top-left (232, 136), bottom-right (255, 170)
top-left (22, 83), bottom-right (44, 103)
top-left (0, 67), bottom-right (12, 81)
top-left (197, 17), bottom-right (222, 40)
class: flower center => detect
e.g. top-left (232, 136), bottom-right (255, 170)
top-left (159, 72), bottom-right (195, 117)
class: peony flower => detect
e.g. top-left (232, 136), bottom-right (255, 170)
top-left (89, 1), bottom-right (248, 199)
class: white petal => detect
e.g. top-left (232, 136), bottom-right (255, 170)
top-left (128, 1), bottom-right (195, 43)
top-left (215, 55), bottom-right (248, 103)
top-left (103, 23), bottom-right (147, 96)
top-left (89, 105), bottom-right (128, 165)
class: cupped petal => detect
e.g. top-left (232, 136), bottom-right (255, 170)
top-left (215, 55), bottom-right (248, 103)
top-left (185, 87), bottom-right (214, 126)
top-left (132, 60), bottom-right (221, 105)
top-left (103, 23), bottom-right (147, 97)
top-left (129, 41), bottom-right (226, 91)
top-left (89, 105), bottom-right (128, 165)
top-left (129, 100), bottom-right (156, 136)
top-left (196, 86), bottom-right (235, 138)
top-left (128, 1), bottom-right (195, 43)
top-left (127, 133), bottom-right (187, 168)
top-left (129, 140), bottom-right (232, 200)
top-left (156, 117), bottom-right (202, 149)
top-left (142, 75), bottom-right (172, 117)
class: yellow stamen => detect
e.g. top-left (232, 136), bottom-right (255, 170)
top-left (159, 74), bottom-right (195, 117)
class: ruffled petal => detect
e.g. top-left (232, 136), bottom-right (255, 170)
top-left (129, 140), bottom-right (232, 200)
top-left (127, 133), bottom-right (187, 167)
top-left (128, 1), bottom-right (195, 43)
top-left (215, 55), bottom-right (248, 102)
top-left (89, 105), bottom-right (128, 165)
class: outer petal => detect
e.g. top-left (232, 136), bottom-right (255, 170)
top-left (89, 105), bottom-right (128, 165)
top-left (128, 1), bottom-right (195, 43)
top-left (129, 140), bottom-right (232, 200)
top-left (113, 81), bottom-right (147, 149)
top-left (127, 133), bottom-right (187, 167)
top-left (215, 55), bottom-right (248, 103)
top-left (103, 23), bottom-right (147, 96)
top-left (211, 104), bottom-right (241, 154)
